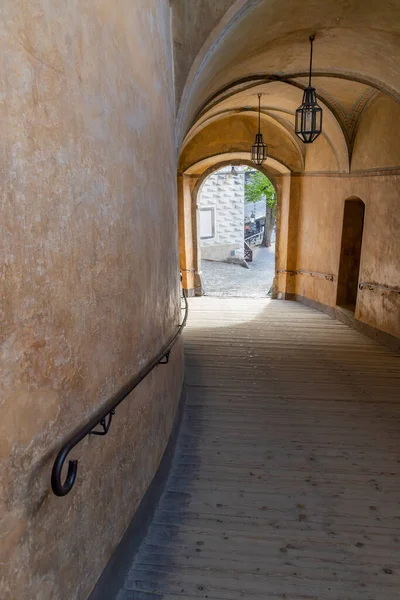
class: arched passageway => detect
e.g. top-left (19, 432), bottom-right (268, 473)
top-left (178, 154), bottom-right (289, 298)
top-left (126, 3), bottom-right (400, 595)
top-left (2, 2), bottom-right (400, 599)
top-left (177, 6), bottom-right (400, 340)
top-left (193, 163), bottom-right (277, 297)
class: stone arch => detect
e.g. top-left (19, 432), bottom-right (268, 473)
top-left (182, 109), bottom-right (306, 172)
top-left (192, 158), bottom-right (281, 198)
top-left (178, 154), bottom-right (288, 296)
top-left (181, 82), bottom-right (350, 174)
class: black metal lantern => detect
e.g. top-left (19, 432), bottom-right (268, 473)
top-left (295, 35), bottom-right (323, 144)
top-left (251, 94), bottom-right (268, 165)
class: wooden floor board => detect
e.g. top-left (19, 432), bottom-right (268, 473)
top-left (118, 298), bottom-right (400, 600)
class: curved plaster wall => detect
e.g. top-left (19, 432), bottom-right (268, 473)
top-left (0, 2), bottom-right (183, 599)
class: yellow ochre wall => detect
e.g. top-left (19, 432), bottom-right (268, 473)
top-left (292, 172), bottom-right (400, 338)
top-left (288, 94), bottom-right (400, 338)
top-left (0, 2), bottom-right (184, 599)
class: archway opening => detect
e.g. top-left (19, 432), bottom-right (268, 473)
top-left (196, 164), bottom-right (276, 297)
top-left (336, 198), bottom-right (365, 312)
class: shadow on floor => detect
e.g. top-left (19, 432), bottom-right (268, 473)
top-left (117, 298), bottom-right (400, 599)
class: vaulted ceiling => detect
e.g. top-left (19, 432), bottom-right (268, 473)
top-left (176, 0), bottom-right (400, 175)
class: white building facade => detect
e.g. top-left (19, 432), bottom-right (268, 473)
top-left (198, 167), bottom-right (246, 261)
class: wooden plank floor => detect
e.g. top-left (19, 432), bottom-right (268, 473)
top-left (118, 298), bottom-right (400, 600)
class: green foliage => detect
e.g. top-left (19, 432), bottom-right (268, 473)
top-left (244, 170), bottom-right (276, 210)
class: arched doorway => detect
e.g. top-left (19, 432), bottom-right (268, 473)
top-left (336, 198), bottom-right (365, 311)
top-left (186, 158), bottom-right (281, 297)
top-left (195, 164), bottom-right (277, 297)
top-left (178, 154), bottom-right (295, 300)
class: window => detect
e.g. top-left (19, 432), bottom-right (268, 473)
top-left (199, 207), bottom-right (216, 239)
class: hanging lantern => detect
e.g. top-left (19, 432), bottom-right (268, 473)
top-left (251, 94), bottom-right (268, 165)
top-left (295, 35), bottom-right (323, 144)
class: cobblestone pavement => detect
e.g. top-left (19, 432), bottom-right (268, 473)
top-left (200, 244), bottom-right (275, 297)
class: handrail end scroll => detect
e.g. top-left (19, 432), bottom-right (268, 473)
top-left (50, 287), bottom-right (188, 498)
top-left (51, 453), bottom-right (78, 497)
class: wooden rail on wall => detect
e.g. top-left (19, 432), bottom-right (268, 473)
top-left (359, 282), bottom-right (400, 295)
top-left (276, 269), bottom-right (335, 282)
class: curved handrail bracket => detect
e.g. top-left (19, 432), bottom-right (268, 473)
top-left (159, 350), bottom-right (171, 365)
top-left (90, 409), bottom-right (115, 436)
top-left (51, 290), bottom-right (188, 497)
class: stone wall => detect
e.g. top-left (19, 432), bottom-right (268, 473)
top-left (0, 2), bottom-right (183, 599)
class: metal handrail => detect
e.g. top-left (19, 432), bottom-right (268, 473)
top-left (245, 232), bottom-right (263, 246)
top-left (359, 282), bottom-right (400, 294)
top-left (51, 289), bottom-right (188, 497)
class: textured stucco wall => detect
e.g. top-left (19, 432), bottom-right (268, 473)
top-left (275, 174), bottom-right (299, 296)
top-left (178, 175), bottom-right (196, 291)
top-left (290, 93), bottom-right (400, 337)
top-left (198, 171), bottom-right (244, 260)
top-left (292, 173), bottom-right (400, 338)
top-left (304, 134), bottom-right (340, 173)
top-left (0, 2), bottom-right (183, 599)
